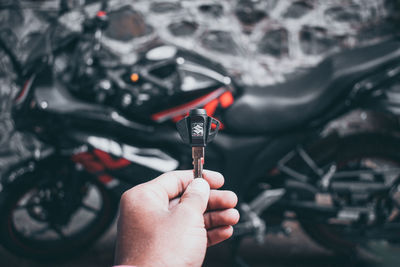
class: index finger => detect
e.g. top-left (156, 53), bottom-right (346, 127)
top-left (147, 170), bottom-right (224, 200)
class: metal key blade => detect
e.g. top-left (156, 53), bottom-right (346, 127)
top-left (192, 147), bottom-right (204, 178)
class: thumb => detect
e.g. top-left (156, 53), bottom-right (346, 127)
top-left (179, 178), bottom-right (210, 213)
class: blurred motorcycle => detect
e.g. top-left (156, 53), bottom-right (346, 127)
top-left (1, 1), bottom-right (400, 262)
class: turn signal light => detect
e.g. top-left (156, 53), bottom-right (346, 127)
top-left (130, 73), bottom-right (139, 82)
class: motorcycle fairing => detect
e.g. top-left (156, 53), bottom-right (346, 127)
top-left (71, 148), bottom-right (162, 189)
top-left (151, 87), bottom-right (227, 122)
top-left (85, 135), bottom-right (179, 172)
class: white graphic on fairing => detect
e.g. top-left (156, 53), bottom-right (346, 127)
top-left (87, 136), bottom-right (179, 172)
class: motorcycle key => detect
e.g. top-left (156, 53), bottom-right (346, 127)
top-left (176, 109), bottom-right (220, 178)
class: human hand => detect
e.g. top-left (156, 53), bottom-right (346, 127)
top-left (114, 170), bottom-right (239, 267)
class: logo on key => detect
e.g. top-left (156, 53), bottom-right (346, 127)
top-left (192, 123), bottom-right (204, 137)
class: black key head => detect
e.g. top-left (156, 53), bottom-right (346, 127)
top-left (176, 109), bottom-right (220, 147)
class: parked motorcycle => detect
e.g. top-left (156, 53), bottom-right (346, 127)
top-left (1, 1), bottom-right (400, 262)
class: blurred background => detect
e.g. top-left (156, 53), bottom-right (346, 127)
top-left (1, 0), bottom-right (400, 266)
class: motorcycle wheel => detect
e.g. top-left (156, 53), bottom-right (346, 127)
top-left (0, 160), bottom-right (118, 261)
top-left (298, 133), bottom-right (400, 255)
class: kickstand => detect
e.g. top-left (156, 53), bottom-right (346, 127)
top-left (229, 237), bottom-right (250, 267)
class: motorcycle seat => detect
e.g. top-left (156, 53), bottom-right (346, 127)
top-left (223, 40), bottom-right (400, 134)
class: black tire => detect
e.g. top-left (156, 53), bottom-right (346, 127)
top-left (0, 159), bottom-right (118, 261)
top-left (298, 133), bottom-right (400, 255)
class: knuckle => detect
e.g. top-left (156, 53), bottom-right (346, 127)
top-left (120, 185), bottom-right (144, 206)
top-left (204, 213), bottom-right (211, 227)
top-left (120, 191), bottom-right (134, 209)
top-left (208, 212), bottom-right (216, 227)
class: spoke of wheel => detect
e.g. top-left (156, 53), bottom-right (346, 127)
top-left (30, 225), bottom-right (51, 237)
top-left (50, 225), bottom-right (66, 240)
top-left (81, 203), bottom-right (100, 214)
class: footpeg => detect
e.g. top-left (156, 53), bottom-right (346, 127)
top-left (233, 188), bottom-right (285, 243)
top-left (236, 203), bottom-right (266, 244)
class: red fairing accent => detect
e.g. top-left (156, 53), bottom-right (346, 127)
top-left (211, 121), bottom-right (218, 130)
top-left (15, 76), bottom-right (36, 105)
top-left (204, 98), bottom-right (219, 117)
top-left (170, 91), bottom-right (234, 129)
top-left (151, 88), bottom-right (226, 122)
top-left (72, 152), bottom-right (105, 173)
top-left (97, 11), bottom-right (107, 17)
top-left (16, 80), bottom-right (30, 101)
top-left (98, 174), bottom-right (114, 184)
top-left (72, 150), bottom-right (129, 186)
top-left (72, 150), bottom-right (131, 172)
top-left (93, 149), bottom-right (131, 170)
top-left (219, 91), bottom-right (234, 108)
